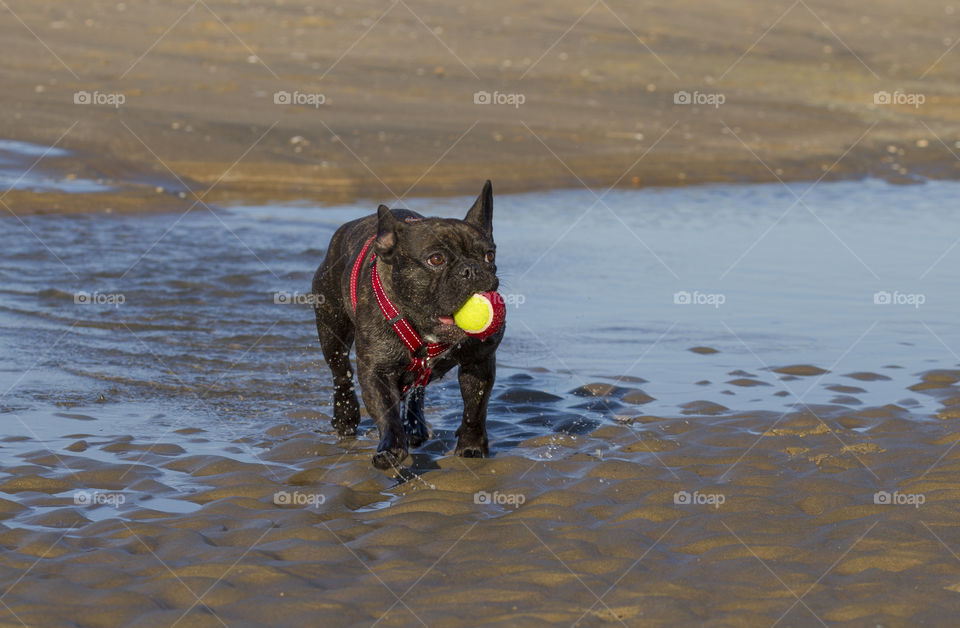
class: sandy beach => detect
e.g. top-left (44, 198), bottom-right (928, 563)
top-left (3, 0), bottom-right (960, 213)
top-left (3, 366), bottom-right (960, 626)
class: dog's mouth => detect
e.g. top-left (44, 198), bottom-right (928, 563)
top-left (428, 314), bottom-right (468, 344)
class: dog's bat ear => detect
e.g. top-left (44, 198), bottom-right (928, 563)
top-left (375, 204), bottom-right (404, 260)
top-left (465, 180), bottom-right (493, 236)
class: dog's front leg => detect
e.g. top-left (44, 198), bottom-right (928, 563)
top-left (455, 355), bottom-right (494, 458)
top-left (357, 361), bottom-right (408, 469)
top-left (403, 386), bottom-right (430, 448)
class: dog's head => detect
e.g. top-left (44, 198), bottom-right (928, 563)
top-left (374, 180), bottom-right (498, 342)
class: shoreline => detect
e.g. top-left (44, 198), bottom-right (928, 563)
top-left (0, 140), bottom-right (950, 217)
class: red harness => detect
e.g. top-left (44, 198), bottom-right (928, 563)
top-left (350, 236), bottom-right (449, 392)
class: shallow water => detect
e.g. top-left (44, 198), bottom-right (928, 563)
top-left (0, 140), bottom-right (111, 193)
top-left (1, 178), bottom-right (958, 520)
top-left (6, 180), bottom-right (960, 627)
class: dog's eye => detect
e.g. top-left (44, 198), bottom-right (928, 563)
top-left (484, 251), bottom-right (495, 263)
top-left (427, 253), bottom-right (445, 266)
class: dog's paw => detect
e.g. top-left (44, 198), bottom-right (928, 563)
top-left (331, 412), bottom-right (360, 436)
top-left (455, 442), bottom-right (488, 458)
top-left (405, 431), bottom-right (428, 449)
top-left (403, 421), bottom-right (431, 449)
top-left (372, 449), bottom-right (408, 470)
top-left (333, 424), bottom-right (358, 439)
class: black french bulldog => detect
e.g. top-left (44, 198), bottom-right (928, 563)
top-left (312, 181), bottom-right (503, 469)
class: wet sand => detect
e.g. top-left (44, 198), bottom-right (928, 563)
top-left (3, 367), bottom-right (960, 626)
top-left (4, 0), bottom-right (960, 214)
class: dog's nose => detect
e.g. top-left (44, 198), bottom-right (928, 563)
top-left (459, 262), bottom-right (480, 280)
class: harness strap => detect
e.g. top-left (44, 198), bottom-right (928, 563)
top-left (349, 234), bottom-right (449, 392)
top-left (350, 236), bottom-right (376, 313)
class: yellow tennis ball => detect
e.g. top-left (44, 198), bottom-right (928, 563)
top-left (453, 293), bottom-right (493, 333)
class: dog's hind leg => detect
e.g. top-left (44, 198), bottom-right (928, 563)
top-left (314, 304), bottom-right (361, 436)
top-left (356, 361), bottom-right (408, 469)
